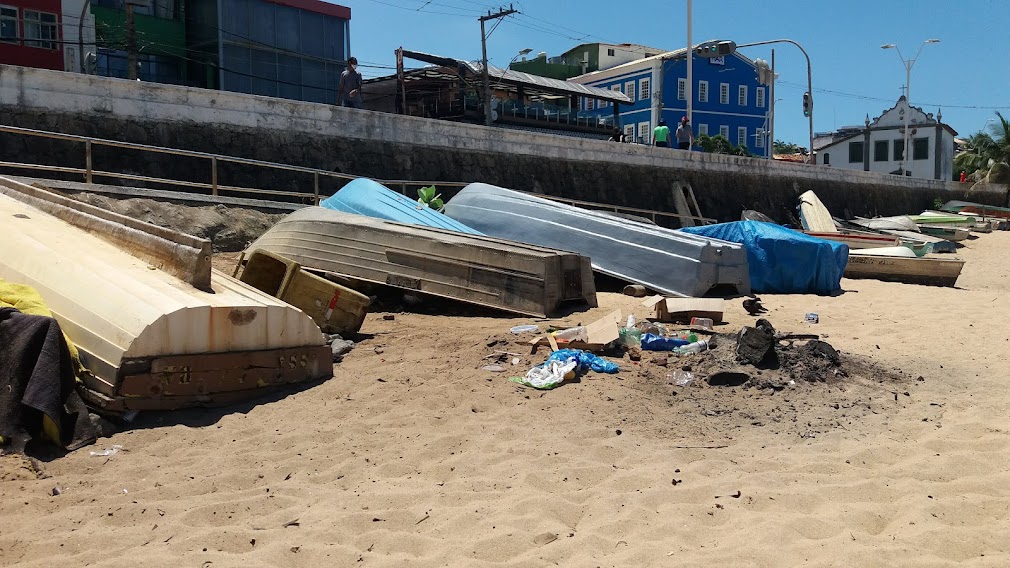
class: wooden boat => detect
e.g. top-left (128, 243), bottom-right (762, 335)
top-left (0, 177), bottom-right (331, 412)
top-left (852, 215), bottom-right (920, 232)
top-left (844, 255), bottom-right (965, 287)
top-left (917, 225), bottom-right (970, 241)
top-left (245, 206), bottom-right (598, 317)
top-left (913, 211), bottom-right (977, 227)
top-left (443, 183), bottom-right (751, 297)
top-left (321, 178), bottom-right (482, 235)
top-left (803, 231), bottom-right (900, 249)
top-left (797, 191), bottom-right (837, 232)
top-left (850, 246), bottom-right (917, 258)
top-left (942, 200), bottom-right (1010, 220)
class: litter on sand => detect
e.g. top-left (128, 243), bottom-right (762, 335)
top-left (511, 349), bottom-right (619, 390)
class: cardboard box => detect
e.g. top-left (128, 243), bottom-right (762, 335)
top-left (642, 296), bottom-right (724, 323)
top-left (530, 309), bottom-right (622, 352)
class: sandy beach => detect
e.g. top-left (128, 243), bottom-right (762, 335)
top-left (2, 231), bottom-right (1009, 567)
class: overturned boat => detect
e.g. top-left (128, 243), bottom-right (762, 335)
top-left (321, 178), bottom-right (482, 234)
top-left (245, 207), bottom-right (597, 317)
top-left (0, 177), bottom-right (331, 412)
top-left (443, 183), bottom-right (750, 297)
top-left (844, 254), bottom-right (965, 287)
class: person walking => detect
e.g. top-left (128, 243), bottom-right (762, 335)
top-left (653, 120), bottom-right (671, 148)
top-left (337, 56), bottom-right (363, 109)
top-left (675, 116), bottom-right (694, 150)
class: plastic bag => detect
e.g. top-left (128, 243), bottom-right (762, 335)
top-left (640, 334), bottom-right (690, 351)
top-left (512, 359), bottom-right (578, 389)
top-left (545, 349), bottom-right (620, 374)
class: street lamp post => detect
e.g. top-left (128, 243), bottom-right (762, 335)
top-left (881, 38), bottom-right (940, 176)
top-left (736, 39), bottom-right (815, 164)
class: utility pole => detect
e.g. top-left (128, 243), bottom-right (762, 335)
top-left (769, 49), bottom-right (775, 158)
top-left (685, 0), bottom-right (692, 126)
top-left (479, 5), bottom-right (518, 127)
top-left (126, 2), bottom-right (138, 80)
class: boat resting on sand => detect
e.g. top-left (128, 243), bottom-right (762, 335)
top-left (245, 207), bottom-right (598, 317)
top-left (321, 178), bottom-right (482, 234)
top-left (803, 231), bottom-right (900, 249)
top-left (0, 177), bottom-right (331, 412)
top-left (917, 225), bottom-right (970, 242)
top-left (844, 255), bottom-right (965, 287)
top-left (942, 200), bottom-right (1010, 220)
top-left (443, 183), bottom-right (751, 297)
top-left (797, 191), bottom-right (837, 232)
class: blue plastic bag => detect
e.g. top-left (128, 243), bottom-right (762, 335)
top-left (640, 334), bottom-right (690, 351)
top-left (545, 349), bottom-right (619, 374)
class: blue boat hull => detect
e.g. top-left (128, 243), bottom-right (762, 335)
top-left (321, 178), bottom-right (482, 235)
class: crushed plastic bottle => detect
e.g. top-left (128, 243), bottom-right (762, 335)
top-left (619, 326), bottom-right (642, 347)
top-left (553, 326), bottom-right (588, 342)
top-left (668, 370), bottom-right (694, 387)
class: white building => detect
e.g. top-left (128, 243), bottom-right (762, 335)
top-left (815, 96), bottom-right (957, 181)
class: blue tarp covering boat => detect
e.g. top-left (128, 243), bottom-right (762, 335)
top-left (321, 178), bottom-right (482, 235)
top-left (681, 221), bottom-right (848, 295)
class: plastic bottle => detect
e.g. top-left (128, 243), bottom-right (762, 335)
top-left (619, 326), bottom-right (642, 347)
top-left (675, 339), bottom-right (711, 354)
top-left (553, 326), bottom-right (588, 341)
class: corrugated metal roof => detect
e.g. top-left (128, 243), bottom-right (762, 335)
top-left (402, 50), bottom-right (631, 104)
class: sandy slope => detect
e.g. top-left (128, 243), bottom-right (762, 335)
top-left (2, 233), bottom-right (1009, 567)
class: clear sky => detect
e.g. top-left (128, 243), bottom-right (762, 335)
top-left (344, 0), bottom-right (1008, 148)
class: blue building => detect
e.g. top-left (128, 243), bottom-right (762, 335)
top-left (569, 42), bottom-right (770, 157)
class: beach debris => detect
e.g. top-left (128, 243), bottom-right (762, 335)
top-left (510, 324), bottom-right (538, 334)
top-left (383, 314), bottom-right (395, 321)
top-left (707, 371), bottom-right (751, 387)
top-left (511, 349), bottom-right (619, 389)
top-left (89, 445), bottom-right (124, 457)
top-left (690, 317), bottom-right (714, 330)
top-left (529, 310), bottom-right (622, 352)
top-left (644, 296), bottom-right (724, 323)
top-left (622, 284), bottom-right (649, 297)
top-left (804, 312), bottom-right (819, 324)
top-left (742, 296), bottom-right (767, 315)
top-left (668, 370), bottom-right (694, 387)
top-left (282, 518), bottom-right (300, 528)
top-left (330, 335), bottom-right (355, 362)
top-left (481, 365), bottom-right (506, 372)
top-left (51, 486), bottom-right (62, 496)
top-left (736, 319), bottom-right (777, 366)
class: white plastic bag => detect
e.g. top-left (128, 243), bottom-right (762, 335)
top-left (521, 359), bottom-right (577, 389)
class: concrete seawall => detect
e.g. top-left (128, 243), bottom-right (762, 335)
top-left (1, 65), bottom-right (1005, 224)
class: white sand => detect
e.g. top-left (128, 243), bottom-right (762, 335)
top-left (2, 232), bottom-right (1009, 567)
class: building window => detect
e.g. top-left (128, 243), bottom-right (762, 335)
top-left (624, 124), bottom-right (635, 142)
top-left (677, 78), bottom-right (686, 101)
top-left (586, 98), bottom-right (594, 111)
top-left (756, 87), bottom-right (765, 108)
top-left (755, 133), bottom-right (765, 148)
top-left (698, 80), bottom-right (708, 103)
top-left (849, 141), bottom-right (864, 163)
top-left (639, 78), bottom-right (650, 101)
top-left (824, 153), bottom-right (830, 165)
top-left (0, 6), bottom-right (17, 43)
top-left (607, 48), bottom-right (615, 56)
top-left (23, 10), bottom-right (58, 50)
top-left (639, 122), bottom-right (650, 144)
top-left (625, 80), bottom-right (635, 100)
top-left (719, 125), bottom-right (729, 139)
top-left (720, 83), bottom-right (729, 104)
top-left (737, 126), bottom-right (747, 147)
top-left (698, 123), bottom-right (708, 136)
top-left (738, 85), bottom-right (748, 106)
top-left (893, 139), bottom-right (905, 161)
top-left (913, 137), bottom-right (929, 160)
top-left (874, 140), bottom-right (889, 162)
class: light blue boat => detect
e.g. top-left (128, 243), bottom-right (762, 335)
top-left (321, 178), bottom-right (482, 235)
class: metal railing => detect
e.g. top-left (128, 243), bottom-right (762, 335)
top-left (0, 124), bottom-right (712, 224)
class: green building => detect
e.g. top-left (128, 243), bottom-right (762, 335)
top-left (510, 42), bottom-right (667, 80)
top-left (92, 1), bottom-right (188, 84)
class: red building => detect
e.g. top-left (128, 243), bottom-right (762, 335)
top-left (0, 1), bottom-right (64, 70)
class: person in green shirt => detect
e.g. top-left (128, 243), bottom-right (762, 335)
top-left (653, 120), bottom-right (671, 148)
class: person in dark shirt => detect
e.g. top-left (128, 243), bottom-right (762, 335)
top-left (337, 56), bottom-right (363, 109)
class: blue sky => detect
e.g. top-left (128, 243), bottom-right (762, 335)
top-left (345, 0), bottom-right (1008, 146)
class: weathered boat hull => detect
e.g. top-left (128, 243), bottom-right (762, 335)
top-left (797, 191), bottom-right (837, 232)
top-left (0, 180), bottom-right (331, 412)
top-left (443, 183), bottom-right (751, 297)
top-left (246, 207), bottom-right (597, 317)
top-left (803, 231), bottom-right (899, 249)
top-left (321, 178), bottom-right (482, 234)
top-left (942, 200), bottom-right (1010, 220)
top-left (844, 255), bottom-right (964, 287)
top-left (917, 225), bottom-right (970, 241)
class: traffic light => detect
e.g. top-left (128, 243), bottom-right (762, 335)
top-left (695, 41), bottom-right (737, 58)
top-left (802, 92), bottom-right (812, 117)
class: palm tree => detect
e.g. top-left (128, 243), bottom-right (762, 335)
top-left (955, 111), bottom-right (1010, 183)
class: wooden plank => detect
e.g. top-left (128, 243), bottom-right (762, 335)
top-left (644, 296), bottom-right (724, 323)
